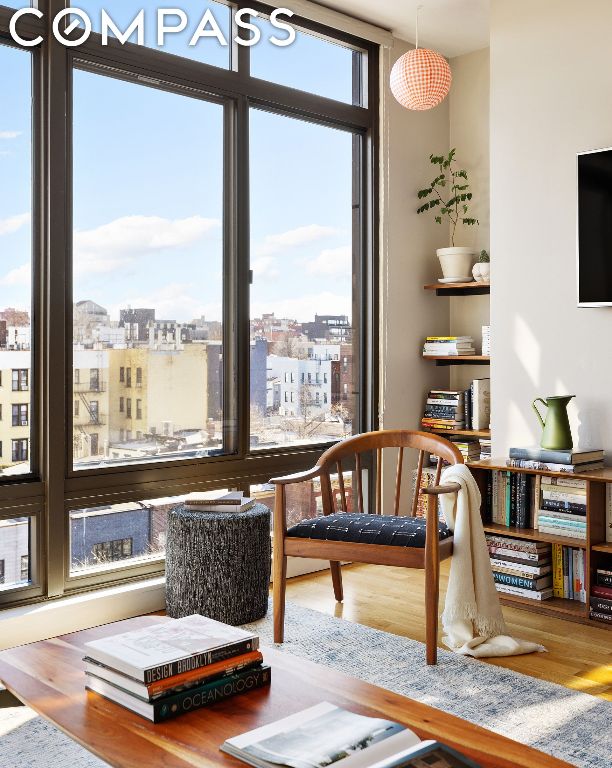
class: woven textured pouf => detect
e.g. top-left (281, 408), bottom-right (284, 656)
top-left (165, 503), bottom-right (271, 625)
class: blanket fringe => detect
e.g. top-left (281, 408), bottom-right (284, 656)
top-left (442, 602), bottom-right (507, 639)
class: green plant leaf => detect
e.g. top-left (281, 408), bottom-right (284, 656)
top-left (417, 188), bottom-right (433, 199)
top-left (435, 216), bottom-right (442, 224)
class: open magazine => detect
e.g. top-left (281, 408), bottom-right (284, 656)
top-left (221, 702), bottom-right (481, 768)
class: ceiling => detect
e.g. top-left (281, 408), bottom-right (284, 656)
top-left (318, 0), bottom-right (490, 57)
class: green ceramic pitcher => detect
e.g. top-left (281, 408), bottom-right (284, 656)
top-left (532, 395), bottom-right (575, 450)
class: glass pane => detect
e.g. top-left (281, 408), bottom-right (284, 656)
top-left (0, 44), bottom-right (33, 479)
top-left (250, 15), bottom-right (357, 104)
top-left (71, 1), bottom-right (230, 69)
top-left (69, 491), bottom-right (229, 575)
top-left (72, 69), bottom-right (224, 470)
top-left (249, 109), bottom-right (358, 449)
top-left (0, 516), bottom-right (31, 590)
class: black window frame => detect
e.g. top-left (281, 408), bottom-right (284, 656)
top-left (0, 0), bottom-right (379, 609)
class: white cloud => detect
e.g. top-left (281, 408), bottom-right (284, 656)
top-left (251, 291), bottom-right (351, 323)
top-left (255, 224), bottom-right (337, 257)
top-left (252, 255), bottom-right (279, 279)
top-left (0, 212), bottom-right (30, 236)
top-left (0, 263), bottom-right (30, 286)
top-left (107, 283), bottom-right (222, 324)
top-left (0, 131), bottom-right (21, 140)
top-left (306, 246), bottom-right (351, 277)
top-left (74, 215), bottom-right (221, 274)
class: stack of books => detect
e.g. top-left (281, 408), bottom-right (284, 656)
top-left (183, 491), bottom-right (255, 512)
top-left (83, 615), bottom-right (270, 722)
top-left (591, 569), bottom-right (612, 623)
top-left (485, 471), bottom-right (539, 528)
top-left (479, 437), bottom-right (492, 460)
top-left (421, 389), bottom-right (465, 431)
top-left (507, 446), bottom-right (604, 474)
top-left (551, 543), bottom-right (586, 601)
top-left (422, 336), bottom-right (476, 357)
top-left (482, 325), bottom-right (491, 356)
top-left (486, 534), bottom-right (553, 601)
top-left (536, 477), bottom-right (587, 541)
top-left (451, 439), bottom-right (480, 463)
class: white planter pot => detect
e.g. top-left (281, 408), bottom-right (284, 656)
top-left (436, 247), bottom-right (477, 280)
top-left (472, 262), bottom-right (490, 283)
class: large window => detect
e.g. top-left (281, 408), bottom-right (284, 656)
top-left (0, 2), bottom-right (377, 608)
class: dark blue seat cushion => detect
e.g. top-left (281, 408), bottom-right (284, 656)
top-left (286, 513), bottom-right (452, 548)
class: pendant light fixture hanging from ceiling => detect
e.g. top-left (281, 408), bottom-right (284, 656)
top-left (389, 4), bottom-right (452, 111)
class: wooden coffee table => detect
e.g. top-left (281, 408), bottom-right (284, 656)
top-left (0, 616), bottom-right (571, 768)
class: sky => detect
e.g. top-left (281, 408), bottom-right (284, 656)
top-left (0, 1), bottom-right (356, 325)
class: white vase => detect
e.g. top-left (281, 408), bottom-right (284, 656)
top-left (436, 247), bottom-right (477, 280)
top-left (472, 262), bottom-right (490, 283)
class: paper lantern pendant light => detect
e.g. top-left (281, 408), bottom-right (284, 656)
top-left (390, 6), bottom-right (451, 111)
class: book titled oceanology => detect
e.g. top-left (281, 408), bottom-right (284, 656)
top-left (83, 615), bottom-right (270, 722)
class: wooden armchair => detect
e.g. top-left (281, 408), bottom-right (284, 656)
top-left (270, 429), bottom-right (463, 664)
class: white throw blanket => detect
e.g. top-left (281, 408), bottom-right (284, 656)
top-left (439, 463), bottom-right (546, 658)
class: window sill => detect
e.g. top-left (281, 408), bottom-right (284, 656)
top-left (0, 577), bottom-right (165, 652)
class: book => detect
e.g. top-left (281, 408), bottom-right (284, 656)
top-left (607, 484), bottom-right (612, 543)
top-left (83, 615), bottom-right (259, 684)
top-left (591, 584), bottom-right (612, 599)
top-left (84, 650), bottom-right (264, 701)
top-left (506, 459), bottom-right (604, 473)
top-left (487, 551), bottom-right (551, 567)
top-left (220, 702), bottom-right (482, 768)
top-left (471, 378), bottom-right (490, 431)
top-left (537, 516), bottom-right (586, 529)
top-left (489, 559), bottom-right (552, 578)
top-left (540, 498), bottom-right (586, 514)
top-left (541, 490), bottom-right (589, 505)
top-left (589, 595), bottom-right (612, 614)
top-left (537, 525), bottom-right (586, 540)
top-left (184, 491), bottom-right (255, 512)
top-left (597, 569), bottom-right (612, 587)
top-left (508, 447), bottom-right (604, 465)
top-left (538, 510), bottom-right (587, 523)
top-left (494, 583), bottom-right (553, 600)
top-left (590, 610), bottom-right (612, 623)
top-left (552, 543), bottom-right (563, 597)
top-left (492, 572), bottom-right (552, 591)
top-left (86, 664), bottom-right (270, 723)
top-left (485, 534), bottom-right (549, 553)
top-left (539, 477), bottom-right (587, 490)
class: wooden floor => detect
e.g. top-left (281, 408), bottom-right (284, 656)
top-left (284, 562), bottom-right (612, 701)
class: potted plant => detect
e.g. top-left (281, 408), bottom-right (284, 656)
top-left (472, 249), bottom-right (490, 283)
top-left (417, 148), bottom-right (479, 279)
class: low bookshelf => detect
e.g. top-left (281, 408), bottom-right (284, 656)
top-left (468, 458), bottom-right (611, 627)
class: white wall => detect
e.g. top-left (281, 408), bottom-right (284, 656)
top-left (380, 39), bottom-right (451, 510)
top-left (449, 48), bottom-right (491, 392)
top-left (490, 0), bottom-right (612, 456)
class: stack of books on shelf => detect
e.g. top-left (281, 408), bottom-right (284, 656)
top-left (421, 389), bottom-right (465, 431)
top-left (536, 477), bottom-right (587, 541)
top-left (479, 437), bottom-right (492, 461)
top-left (451, 439), bottom-right (480, 463)
top-left (83, 615), bottom-right (270, 722)
top-left (507, 446), bottom-right (604, 474)
top-left (422, 336), bottom-right (476, 357)
top-left (463, 378), bottom-right (491, 431)
top-left (486, 534), bottom-right (553, 601)
top-left (591, 568), bottom-right (612, 623)
top-left (483, 471), bottom-right (539, 528)
top-left (482, 325), bottom-right (490, 356)
top-left (551, 543), bottom-right (586, 602)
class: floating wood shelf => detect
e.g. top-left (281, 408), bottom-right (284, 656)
top-left (496, 593), bottom-right (586, 620)
top-left (424, 427), bottom-right (491, 439)
top-left (424, 281), bottom-right (490, 296)
top-left (483, 522), bottom-right (587, 549)
top-left (592, 542), bottom-right (612, 554)
top-left (422, 355), bottom-right (490, 366)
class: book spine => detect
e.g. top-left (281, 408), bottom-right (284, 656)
top-left (143, 638), bottom-right (259, 685)
top-left (552, 544), bottom-right (563, 597)
top-left (589, 596), bottom-right (612, 614)
top-left (152, 666), bottom-right (271, 723)
top-left (568, 549), bottom-right (574, 600)
top-left (505, 472), bottom-right (511, 526)
top-left (490, 563), bottom-right (551, 579)
top-left (148, 655), bottom-right (264, 699)
top-left (537, 525), bottom-right (586, 540)
top-left (592, 584), bottom-right (612, 599)
top-left (590, 610), bottom-right (612, 623)
top-left (562, 547), bottom-right (568, 598)
top-left (607, 484), bottom-right (612, 543)
top-left (495, 584), bottom-right (551, 600)
top-left (485, 534), bottom-right (546, 553)
top-left (486, 546), bottom-right (543, 562)
top-left (537, 516), bottom-right (587, 528)
top-left (540, 477), bottom-right (587, 489)
top-left (541, 490), bottom-right (586, 505)
top-left (493, 572), bottom-right (547, 590)
top-left (540, 500), bottom-right (587, 514)
top-left (597, 571), bottom-right (612, 587)
top-left (508, 447), bottom-right (596, 464)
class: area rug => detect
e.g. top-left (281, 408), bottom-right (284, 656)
top-left (0, 602), bottom-right (609, 768)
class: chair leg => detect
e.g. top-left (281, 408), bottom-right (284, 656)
top-left (424, 556), bottom-right (440, 665)
top-left (330, 561), bottom-right (343, 602)
top-left (273, 550), bottom-right (287, 643)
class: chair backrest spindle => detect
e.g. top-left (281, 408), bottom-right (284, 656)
top-left (376, 448), bottom-right (382, 515)
top-left (355, 452), bottom-right (364, 513)
top-left (337, 461), bottom-right (347, 512)
top-left (394, 447), bottom-right (404, 516)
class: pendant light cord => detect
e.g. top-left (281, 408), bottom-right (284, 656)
top-left (415, 4), bottom-right (424, 49)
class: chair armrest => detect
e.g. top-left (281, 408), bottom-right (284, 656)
top-left (270, 467), bottom-right (322, 486)
top-left (420, 482), bottom-right (461, 496)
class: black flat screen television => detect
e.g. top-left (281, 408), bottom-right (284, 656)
top-left (578, 148), bottom-right (612, 306)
